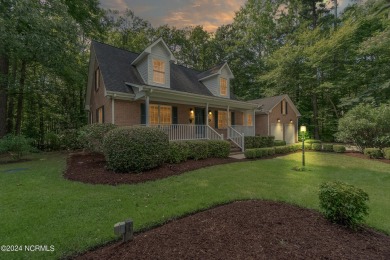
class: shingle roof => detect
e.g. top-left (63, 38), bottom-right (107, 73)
top-left (92, 41), bottom-right (216, 97)
top-left (197, 63), bottom-right (225, 80)
top-left (248, 95), bottom-right (287, 113)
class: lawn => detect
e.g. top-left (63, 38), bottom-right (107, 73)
top-left (0, 152), bottom-right (389, 259)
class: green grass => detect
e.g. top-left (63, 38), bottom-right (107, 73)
top-left (0, 152), bottom-right (389, 259)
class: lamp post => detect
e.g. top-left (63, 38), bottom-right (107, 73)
top-left (300, 125), bottom-right (307, 167)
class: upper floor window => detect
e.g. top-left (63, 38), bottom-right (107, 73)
top-left (281, 100), bottom-right (288, 115)
top-left (95, 68), bottom-right (100, 91)
top-left (247, 114), bottom-right (253, 126)
top-left (153, 59), bottom-right (165, 84)
top-left (220, 78), bottom-right (227, 96)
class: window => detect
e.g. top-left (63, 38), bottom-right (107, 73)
top-left (149, 104), bottom-right (172, 124)
top-left (96, 106), bottom-right (104, 123)
top-left (218, 111), bottom-right (228, 129)
top-left (95, 68), bottom-right (100, 91)
top-left (220, 78), bottom-right (227, 96)
top-left (153, 59), bottom-right (165, 84)
top-left (247, 114), bottom-right (253, 126)
top-left (281, 100), bottom-right (288, 115)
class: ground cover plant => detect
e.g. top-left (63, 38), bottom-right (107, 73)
top-left (0, 152), bottom-right (389, 259)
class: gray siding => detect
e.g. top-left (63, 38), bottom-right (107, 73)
top-left (201, 75), bottom-right (230, 99)
top-left (137, 56), bottom-right (148, 83)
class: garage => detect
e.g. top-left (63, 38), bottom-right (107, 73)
top-left (284, 124), bottom-right (295, 144)
top-left (270, 123), bottom-right (284, 141)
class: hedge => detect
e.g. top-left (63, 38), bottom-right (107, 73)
top-left (363, 148), bottom-right (383, 159)
top-left (244, 147), bottom-right (276, 159)
top-left (311, 143), bottom-right (322, 151)
top-left (274, 140), bottom-right (286, 146)
top-left (384, 148), bottom-right (390, 160)
top-left (0, 134), bottom-right (33, 160)
top-left (275, 146), bottom-right (290, 154)
top-left (166, 141), bottom-right (190, 164)
top-left (207, 140), bottom-right (230, 158)
top-left (80, 123), bottom-right (117, 153)
top-left (306, 139), bottom-right (321, 144)
top-left (186, 140), bottom-right (209, 160)
top-left (244, 136), bottom-right (274, 149)
top-left (322, 143), bottom-right (334, 152)
top-left (333, 145), bottom-right (346, 153)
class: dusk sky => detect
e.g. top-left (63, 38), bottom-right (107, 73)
top-left (99, 0), bottom-right (354, 32)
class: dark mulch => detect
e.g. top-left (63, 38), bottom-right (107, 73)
top-left (344, 152), bottom-right (390, 164)
top-left (64, 152), bottom-right (241, 185)
top-left (76, 200), bottom-right (390, 260)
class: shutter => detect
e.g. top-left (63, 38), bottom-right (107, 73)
top-left (172, 106), bottom-right (178, 124)
top-left (102, 106), bottom-right (105, 123)
top-left (231, 112), bottom-right (235, 126)
top-left (214, 110), bottom-right (218, 129)
top-left (141, 103), bottom-right (146, 124)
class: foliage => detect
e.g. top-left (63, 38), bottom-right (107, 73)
top-left (274, 146), bottom-right (290, 154)
top-left (311, 143), bottom-right (322, 151)
top-left (103, 127), bottom-right (169, 172)
top-left (245, 136), bottom-right (274, 149)
top-left (0, 134), bottom-right (32, 160)
top-left (364, 148), bottom-right (383, 159)
top-left (333, 145), bottom-right (346, 153)
top-left (79, 124), bottom-right (116, 153)
top-left (274, 140), bottom-right (286, 146)
top-left (185, 141), bottom-right (209, 160)
top-left (322, 144), bottom-right (334, 152)
top-left (244, 149), bottom-right (256, 159)
top-left (319, 181), bottom-right (369, 229)
top-left (60, 129), bottom-right (82, 150)
top-left (383, 148), bottom-right (390, 160)
top-left (43, 132), bottom-right (61, 151)
top-left (207, 140), bottom-right (230, 158)
top-left (306, 139), bottom-right (322, 144)
top-left (288, 144), bottom-right (301, 152)
top-left (166, 141), bottom-right (190, 164)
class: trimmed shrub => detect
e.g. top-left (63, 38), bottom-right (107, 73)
top-left (275, 146), bottom-right (290, 154)
top-left (263, 136), bottom-right (275, 147)
top-left (254, 148), bottom-right (263, 158)
top-left (80, 123), bottom-right (117, 153)
top-left (186, 140), bottom-right (208, 160)
top-left (363, 148), bottom-right (383, 159)
top-left (244, 149), bottom-right (256, 159)
top-left (244, 136), bottom-right (256, 149)
top-left (274, 140), bottom-right (286, 146)
top-left (288, 144), bottom-right (301, 152)
top-left (322, 143), bottom-right (334, 152)
top-left (306, 139), bottom-right (321, 144)
top-left (245, 136), bottom-right (275, 149)
top-left (166, 141), bottom-right (189, 164)
top-left (207, 140), bottom-right (230, 158)
top-left (60, 129), bottom-right (82, 150)
top-left (0, 134), bottom-right (33, 160)
top-left (383, 148), bottom-right (390, 160)
top-left (103, 126), bottom-right (169, 172)
top-left (319, 181), bottom-right (369, 229)
top-left (311, 143), bottom-right (322, 151)
top-left (333, 145), bottom-right (346, 153)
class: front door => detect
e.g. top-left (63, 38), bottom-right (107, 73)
top-left (195, 107), bottom-right (205, 138)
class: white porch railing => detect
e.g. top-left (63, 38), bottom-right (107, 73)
top-left (231, 125), bottom-right (255, 137)
top-left (228, 126), bottom-right (245, 152)
top-left (140, 124), bottom-right (223, 141)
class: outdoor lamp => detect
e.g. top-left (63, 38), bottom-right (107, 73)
top-left (300, 125), bottom-right (306, 167)
top-left (208, 110), bottom-right (212, 115)
top-left (290, 119), bottom-right (293, 124)
top-left (190, 108), bottom-right (194, 114)
top-left (277, 118), bottom-right (281, 123)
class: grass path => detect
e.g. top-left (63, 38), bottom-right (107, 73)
top-left (0, 152), bottom-right (389, 259)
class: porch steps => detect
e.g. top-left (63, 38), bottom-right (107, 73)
top-left (229, 140), bottom-right (242, 155)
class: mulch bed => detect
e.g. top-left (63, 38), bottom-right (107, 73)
top-left (64, 152), bottom-right (241, 185)
top-left (75, 200), bottom-right (390, 260)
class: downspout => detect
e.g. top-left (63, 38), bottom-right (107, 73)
top-left (111, 94), bottom-right (115, 124)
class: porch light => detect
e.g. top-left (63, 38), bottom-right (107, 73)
top-left (208, 110), bottom-right (212, 115)
top-left (300, 125), bottom-right (306, 167)
top-left (190, 108), bottom-right (194, 114)
top-left (277, 118), bottom-right (281, 123)
top-left (290, 119), bottom-right (293, 124)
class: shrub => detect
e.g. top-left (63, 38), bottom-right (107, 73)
top-left (363, 148), bottom-right (383, 159)
top-left (311, 143), bottom-right (322, 151)
top-left (263, 136), bottom-right (275, 147)
top-left (322, 144), bottom-right (334, 152)
top-left (44, 132), bottom-right (61, 151)
top-left (244, 136), bottom-right (255, 149)
top-left (288, 144), bottom-right (301, 152)
top-left (207, 140), bottom-right (230, 158)
top-left (103, 126), bottom-right (169, 172)
top-left (274, 140), bottom-right (286, 146)
top-left (245, 136), bottom-right (275, 149)
top-left (383, 148), bottom-right (390, 160)
top-left (186, 140), bottom-right (208, 160)
top-left (254, 148), bottom-right (263, 158)
top-left (319, 181), bottom-right (369, 229)
top-left (260, 147), bottom-right (275, 156)
top-left (244, 149), bottom-right (256, 159)
top-left (80, 123), bottom-right (117, 153)
top-left (333, 145), bottom-right (346, 153)
top-left (306, 139), bottom-right (321, 144)
top-left (0, 134), bottom-right (33, 160)
top-left (60, 129), bottom-right (82, 150)
top-left (275, 146), bottom-right (290, 154)
top-left (166, 141), bottom-right (189, 164)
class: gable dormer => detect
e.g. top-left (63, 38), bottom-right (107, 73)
top-left (198, 62), bottom-right (234, 99)
top-left (132, 38), bottom-right (176, 88)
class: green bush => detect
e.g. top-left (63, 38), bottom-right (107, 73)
top-left (306, 139), bottom-right (321, 144)
top-left (363, 148), bottom-right (383, 159)
top-left (311, 143), bottom-right (322, 151)
top-left (60, 129), bottom-right (82, 150)
top-left (166, 141), bottom-right (189, 164)
top-left (207, 140), bottom-right (230, 158)
top-left (274, 140), bottom-right (286, 146)
top-left (44, 132), bottom-right (61, 151)
top-left (186, 140), bottom-right (209, 160)
top-left (245, 136), bottom-right (275, 149)
top-left (0, 134), bottom-right (33, 160)
top-left (322, 143), bottom-right (334, 152)
top-left (288, 144), bottom-right (301, 152)
top-left (319, 181), bottom-right (369, 229)
top-left (244, 136), bottom-right (255, 149)
top-left (254, 148), bottom-right (263, 158)
top-left (80, 123), bottom-right (117, 153)
top-left (244, 149), bottom-right (256, 159)
top-left (103, 126), bottom-right (169, 172)
top-left (333, 145), bottom-right (346, 153)
top-left (275, 146), bottom-right (290, 154)
top-left (383, 148), bottom-right (390, 160)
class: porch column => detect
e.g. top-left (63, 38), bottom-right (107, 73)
top-left (145, 95), bottom-right (150, 126)
top-left (111, 96), bottom-right (115, 124)
top-left (227, 106), bottom-right (230, 126)
top-left (253, 109), bottom-right (256, 136)
top-left (205, 103), bottom-right (209, 126)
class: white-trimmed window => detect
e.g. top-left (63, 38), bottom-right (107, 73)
top-left (281, 100), bottom-right (288, 115)
top-left (95, 68), bottom-right (100, 91)
top-left (247, 114), bottom-right (253, 126)
top-left (153, 59), bottom-right (165, 84)
top-left (218, 111), bottom-right (228, 129)
top-left (149, 104), bottom-right (172, 124)
top-left (220, 78), bottom-right (227, 96)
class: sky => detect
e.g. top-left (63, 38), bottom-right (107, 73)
top-left (99, 0), bottom-right (355, 32)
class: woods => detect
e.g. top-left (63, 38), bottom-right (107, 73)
top-left (0, 0), bottom-right (389, 145)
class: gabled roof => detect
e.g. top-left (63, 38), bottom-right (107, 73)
top-left (131, 38), bottom-right (176, 65)
top-left (197, 62), bottom-right (234, 81)
top-left (248, 94), bottom-right (301, 116)
top-left (91, 40), bottom-right (216, 97)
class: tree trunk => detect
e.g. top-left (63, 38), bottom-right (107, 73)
top-left (6, 61), bottom-right (17, 133)
top-left (311, 93), bottom-right (320, 139)
top-left (15, 60), bottom-right (26, 135)
top-left (0, 55), bottom-right (9, 138)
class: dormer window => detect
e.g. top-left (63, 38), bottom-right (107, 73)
top-left (95, 68), bottom-right (100, 91)
top-left (153, 59), bottom-right (165, 84)
top-left (220, 77), bottom-right (227, 96)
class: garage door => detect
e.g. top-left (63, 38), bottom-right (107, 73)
top-left (284, 124), bottom-right (295, 144)
top-left (270, 123), bottom-right (283, 141)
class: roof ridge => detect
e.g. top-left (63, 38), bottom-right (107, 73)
top-left (91, 40), bottom-right (141, 56)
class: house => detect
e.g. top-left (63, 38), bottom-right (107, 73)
top-left (85, 38), bottom-right (300, 150)
top-left (249, 95), bottom-right (301, 144)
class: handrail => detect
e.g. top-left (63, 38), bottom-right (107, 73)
top-left (206, 125), bottom-right (224, 140)
top-left (227, 126), bottom-right (244, 152)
